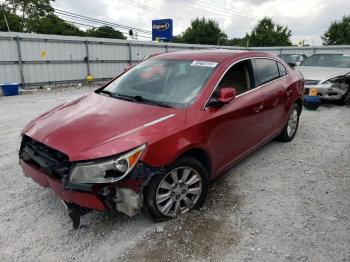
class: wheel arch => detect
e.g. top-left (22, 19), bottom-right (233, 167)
top-left (294, 97), bottom-right (303, 114)
top-left (177, 147), bottom-right (212, 177)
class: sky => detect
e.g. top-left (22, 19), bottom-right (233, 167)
top-left (49, 0), bottom-right (350, 45)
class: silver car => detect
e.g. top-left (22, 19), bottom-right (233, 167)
top-left (278, 54), bottom-right (308, 67)
top-left (297, 54), bottom-right (350, 104)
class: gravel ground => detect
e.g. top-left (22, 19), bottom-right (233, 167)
top-left (0, 88), bottom-right (349, 262)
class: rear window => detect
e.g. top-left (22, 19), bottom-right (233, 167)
top-left (277, 62), bottom-right (287, 76)
top-left (255, 59), bottom-right (280, 86)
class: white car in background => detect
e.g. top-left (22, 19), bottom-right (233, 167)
top-left (278, 53), bottom-right (308, 67)
top-left (297, 53), bottom-right (350, 105)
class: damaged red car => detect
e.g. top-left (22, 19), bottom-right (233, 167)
top-left (19, 50), bottom-right (304, 228)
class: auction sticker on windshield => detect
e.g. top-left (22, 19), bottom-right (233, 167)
top-left (190, 61), bottom-right (218, 67)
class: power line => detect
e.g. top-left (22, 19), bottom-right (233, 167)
top-left (187, 0), bottom-right (257, 19)
top-left (116, 0), bottom-right (188, 22)
top-left (117, 0), bottom-right (256, 21)
top-left (62, 18), bottom-right (152, 39)
top-left (55, 9), bottom-right (151, 35)
top-left (55, 10), bottom-right (152, 39)
top-left (54, 8), bottom-right (152, 34)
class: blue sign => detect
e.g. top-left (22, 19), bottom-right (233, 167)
top-left (152, 19), bottom-right (173, 42)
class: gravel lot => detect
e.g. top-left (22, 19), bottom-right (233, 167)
top-left (0, 88), bottom-right (349, 262)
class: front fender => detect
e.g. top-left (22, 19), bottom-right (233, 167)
top-left (141, 128), bottom-right (211, 169)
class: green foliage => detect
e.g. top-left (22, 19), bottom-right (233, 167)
top-left (2, 1), bottom-right (126, 39)
top-left (172, 35), bottom-right (183, 43)
top-left (86, 26), bottom-right (126, 39)
top-left (30, 14), bottom-right (85, 36)
top-left (0, 4), bottom-right (22, 32)
top-left (245, 17), bottom-right (292, 47)
top-left (322, 16), bottom-right (350, 45)
top-left (225, 37), bottom-right (248, 47)
top-left (5, 0), bottom-right (54, 32)
top-left (174, 18), bottom-right (227, 45)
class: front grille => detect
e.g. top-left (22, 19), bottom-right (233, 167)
top-left (19, 135), bottom-right (70, 179)
top-left (304, 79), bottom-right (320, 85)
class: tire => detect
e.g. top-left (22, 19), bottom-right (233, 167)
top-left (278, 103), bottom-right (300, 142)
top-left (144, 156), bottom-right (209, 222)
top-left (340, 91), bottom-right (350, 106)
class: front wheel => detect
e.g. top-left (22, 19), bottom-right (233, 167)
top-left (341, 91), bottom-right (350, 106)
top-left (278, 103), bottom-right (300, 142)
top-left (144, 156), bottom-right (208, 221)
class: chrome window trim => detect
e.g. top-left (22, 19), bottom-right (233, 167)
top-left (203, 56), bottom-right (289, 110)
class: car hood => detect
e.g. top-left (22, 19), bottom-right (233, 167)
top-left (296, 66), bottom-right (350, 82)
top-left (22, 92), bottom-right (186, 161)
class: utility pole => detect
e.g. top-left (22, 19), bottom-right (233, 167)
top-left (4, 14), bottom-right (11, 32)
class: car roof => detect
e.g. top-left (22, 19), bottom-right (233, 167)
top-left (153, 49), bottom-right (274, 62)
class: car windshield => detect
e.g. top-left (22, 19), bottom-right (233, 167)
top-left (99, 59), bottom-right (218, 108)
top-left (301, 54), bottom-right (350, 68)
top-left (279, 54), bottom-right (301, 64)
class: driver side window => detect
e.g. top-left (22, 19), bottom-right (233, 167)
top-left (216, 59), bottom-right (253, 97)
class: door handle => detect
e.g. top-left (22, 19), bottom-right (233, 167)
top-left (286, 89), bottom-right (293, 96)
top-left (254, 104), bottom-right (263, 113)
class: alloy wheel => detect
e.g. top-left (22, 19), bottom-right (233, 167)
top-left (155, 167), bottom-right (202, 217)
top-left (287, 108), bottom-right (298, 137)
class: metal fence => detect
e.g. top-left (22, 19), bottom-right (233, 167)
top-left (1, 31), bottom-right (350, 88)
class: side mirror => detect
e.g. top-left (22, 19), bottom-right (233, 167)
top-left (217, 87), bottom-right (236, 104)
top-left (288, 62), bottom-right (296, 68)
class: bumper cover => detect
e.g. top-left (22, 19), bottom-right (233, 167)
top-left (19, 160), bottom-right (106, 211)
top-left (305, 84), bottom-right (347, 100)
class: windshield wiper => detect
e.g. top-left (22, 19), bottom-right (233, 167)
top-left (98, 91), bottom-right (171, 108)
top-left (132, 95), bottom-right (172, 108)
top-left (98, 90), bottom-right (135, 102)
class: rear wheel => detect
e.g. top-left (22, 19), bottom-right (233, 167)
top-left (144, 156), bottom-right (208, 221)
top-left (278, 103), bottom-right (300, 142)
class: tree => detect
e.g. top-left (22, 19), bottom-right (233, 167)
top-left (0, 4), bottom-right (22, 32)
top-left (245, 17), bottom-right (292, 47)
top-left (175, 18), bottom-right (227, 45)
top-left (30, 14), bottom-right (85, 36)
top-left (322, 16), bottom-right (350, 45)
top-left (225, 37), bottom-right (247, 47)
top-left (5, 0), bottom-right (54, 32)
top-left (86, 26), bottom-right (126, 39)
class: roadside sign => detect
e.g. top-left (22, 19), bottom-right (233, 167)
top-left (152, 19), bottom-right (173, 42)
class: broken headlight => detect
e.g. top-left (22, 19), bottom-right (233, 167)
top-left (321, 76), bottom-right (345, 85)
top-left (69, 144), bottom-right (146, 184)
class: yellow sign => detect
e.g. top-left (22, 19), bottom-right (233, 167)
top-left (309, 88), bottom-right (318, 96)
top-left (297, 40), bottom-right (304, 47)
top-left (40, 50), bottom-right (47, 58)
top-left (86, 75), bottom-right (94, 82)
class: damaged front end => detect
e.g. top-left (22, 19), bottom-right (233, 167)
top-left (19, 135), bottom-right (161, 229)
top-left (305, 74), bottom-right (350, 104)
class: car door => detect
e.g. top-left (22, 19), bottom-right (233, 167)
top-left (204, 59), bottom-right (267, 175)
top-left (252, 58), bottom-right (289, 137)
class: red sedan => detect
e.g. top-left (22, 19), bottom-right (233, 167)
top-left (19, 50), bottom-right (304, 228)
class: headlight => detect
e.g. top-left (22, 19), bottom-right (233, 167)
top-left (321, 76), bottom-right (345, 85)
top-left (69, 144), bottom-right (146, 184)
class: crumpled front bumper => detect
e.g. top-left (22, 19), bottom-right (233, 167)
top-left (19, 160), bottom-right (106, 211)
top-left (305, 83), bottom-right (347, 100)
top-left (19, 158), bottom-right (161, 217)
